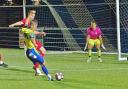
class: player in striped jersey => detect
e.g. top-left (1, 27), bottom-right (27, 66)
top-left (20, 20), bottom-right (53, 81)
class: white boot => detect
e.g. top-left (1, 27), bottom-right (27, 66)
top-left (98, 58), bottom-right (102, 62)
top-left (35, 68), bottom-right (44, 76)
top-left (87, 57), bottom-right (91, 63)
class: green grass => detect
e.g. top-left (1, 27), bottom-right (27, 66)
top-left (0, 48), bottom-right (128, 89)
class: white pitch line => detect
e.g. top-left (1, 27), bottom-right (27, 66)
top-left (3, 65), bottom-right (128, 72)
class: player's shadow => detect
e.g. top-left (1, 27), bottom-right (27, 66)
top-left (0, 78), bottom-right (32, 81)
top-left (5, 67), bottom-right (33, 73)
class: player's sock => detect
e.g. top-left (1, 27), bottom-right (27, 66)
top-left (47, 74), bottom-right (53, 81)
top-left (40, 52), bottom-right (45, 57)
top-left (36, 68), bottom-right (41, 74)
top-left (0, 55), bottom-right (3, 64)
top-left (88, 49), bottom-right (92, 57)
top-left (41, 66), bottom-right (49, 75)
top-left (97, 49), bottom-right (102, 62)
top-left (87, 49), bottom-right (92, 62)
top-left (34, 63), bottom-right (39, 69)
top-left (42, 66), bottom-right (53, 81)
top-left (35, 68), bottom-right (44, 76)
top-left (0, 61), bottom-right (3, 64)
top-left (97, 49), bottom-right (101, 57)
top-left (34, 63), bottom-right (43, 75)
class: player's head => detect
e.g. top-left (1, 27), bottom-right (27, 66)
top-left (28, 10), bottom-right (36, 20)
top-left (91, 20), bottom-right (97, 29)
top-left (31, 19), bottom-right (38, 31)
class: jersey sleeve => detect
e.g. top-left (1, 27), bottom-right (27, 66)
top-left (21, 18), bottom-right (30, 27)
top-left (21, 18), bottom-right (26, 25)
top-left (86, 27), bottom-right (90, 36)
top-left (98, 27), bottom-right (102, 36)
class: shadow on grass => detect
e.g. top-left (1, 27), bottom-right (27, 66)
top-left (0, 78), bottom-right (32, 81)
top-left (5, 67), bottom-right (33, 73)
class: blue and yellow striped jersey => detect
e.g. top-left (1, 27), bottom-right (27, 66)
top-left (21, 28), bottom-right (36, 49)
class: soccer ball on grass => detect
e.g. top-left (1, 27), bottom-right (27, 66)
top-left (55, 72), bottom-right (64, 81)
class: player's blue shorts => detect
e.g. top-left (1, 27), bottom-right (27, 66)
top-left (26, 48), bottom-right (44, 64)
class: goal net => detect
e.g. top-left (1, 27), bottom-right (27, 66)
top-left (33, 0), bottom-right (117, 53)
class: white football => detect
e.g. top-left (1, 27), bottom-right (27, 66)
top-left (55, 72), bottom-right (64, 81)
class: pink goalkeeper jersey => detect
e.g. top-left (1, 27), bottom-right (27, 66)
top-left (87, 27), bottom-right (102, 39)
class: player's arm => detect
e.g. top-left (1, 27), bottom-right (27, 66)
top-left (98, 28), bottom-right (106, 50)
top-left (86, 35), bottom-right (90, 44)
top-left (84, 35), bottom-right (90, 51)
top-left (31, 38), bottom-right (38, 48)
top-left (99, 35), bottom-right (103, 45)
top-left (9, 21), bottom-right (23, 27)
top-left (86, 28), bottom-right (90, 45)
top-left (99, 35), bottom-right (106, 50)
top-left (30, 32), bottom-right (38, 48)
top-left (34, 31), bottom-right (46, 37)
top-left (84, 28), bottom-right (90, 51)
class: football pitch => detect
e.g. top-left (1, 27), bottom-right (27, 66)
top-left (0, 48), bottom-right (128, 89)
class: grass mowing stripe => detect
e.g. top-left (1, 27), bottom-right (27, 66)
top-left (1, 65), bottom-right (128, 71)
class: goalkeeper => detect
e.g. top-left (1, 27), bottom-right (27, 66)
top-left (85, 20), bottom-right (105, 62)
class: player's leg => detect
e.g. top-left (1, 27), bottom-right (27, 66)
top-left (95, 39), bottom-right (102, 62)
top-left (33, 41), bottom-right (46, 75)
top-left (34, 41), bottom-right (46, 75)
top-left (35, 46), bottom-right (46, 70)
top-left (32, 40), bottom-right (45, 75)
top-left (0, 54), bottom-right (8, 67)
top-left (87, 39), bottom-right (94, 62)
top-left (39, 47), bottom-right (46, 57)
top-left (25, 48), bottom-right (42, 75)
top-left (34, 62), bottom-right (44, 76)
top-left (26, 49), bottom-right (43, 76)
top-left (36, 40), bottom-right (46, 57)
top-left (27, 49), bottom-right (53, 81)
top-left (36, 55), bottom-right (53, 81)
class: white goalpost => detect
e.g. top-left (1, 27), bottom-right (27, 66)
top-left (116, 0), bottom-right (127, 61)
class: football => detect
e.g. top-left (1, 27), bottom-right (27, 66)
top-left (55, 72), bottom-right (64, 81)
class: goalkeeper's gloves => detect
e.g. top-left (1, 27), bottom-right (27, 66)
top-left (84, 43), bottom-right (88, 51)
top-left (101, 44), bottom-right (106, 50)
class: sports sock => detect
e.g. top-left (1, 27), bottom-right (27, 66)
top-left (34, 63), bottom-right (39, 69)
top-left (36, 68), bottom-right (42, 74)
top-left (40, 51), bottom-right (45, 57)
top-left (88, 49), bottom-right (92, 57)
top-left (42, 66), bottom-right (49, 75)
top-left (97, 49), bottom-right (101, 57)
top-left (0, 61), bottom-right (3, 64)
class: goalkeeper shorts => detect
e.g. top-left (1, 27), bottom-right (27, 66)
top-left (88, 39), bottom-right (100, 46)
